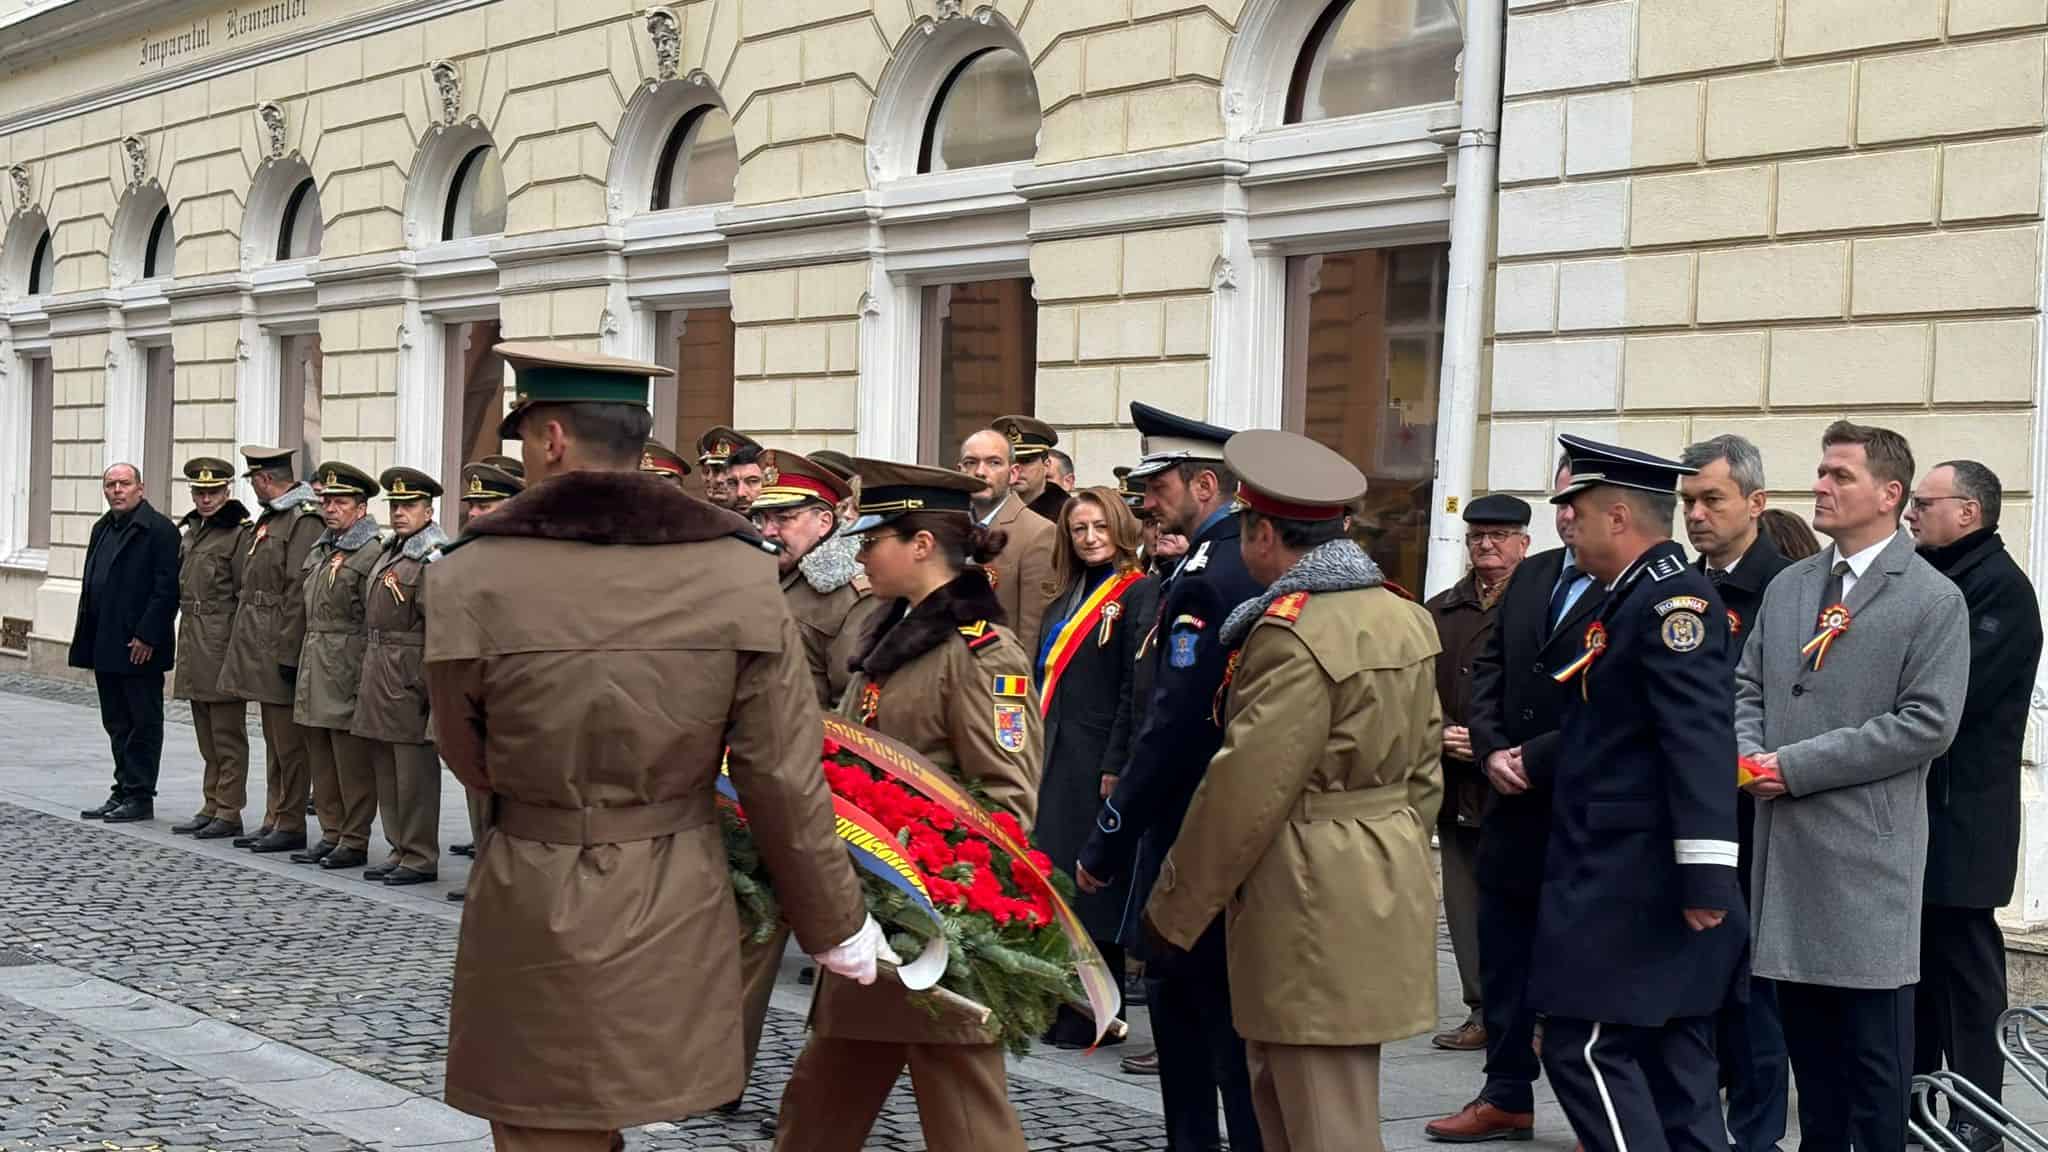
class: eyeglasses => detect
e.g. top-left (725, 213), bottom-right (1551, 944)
top-left (1909, 496), bottom-right (1975, 512)
top-left (1465, 529), bottom-right (1523, 547)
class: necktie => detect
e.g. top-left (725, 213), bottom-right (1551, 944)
top-left (1548, 565), bottom-right (1582, 633)
top-left (1708, 567), bottom-right (1728, 586)
top-left (1817, 559), bottom-right (1849, 622)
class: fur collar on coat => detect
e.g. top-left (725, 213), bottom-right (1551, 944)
top-left (461, 468), bottom-right (757, 547)
top-left (799, 531), bottom-right (864, 595)
top-left (182, 500), bottom-right (250, 530)
top-left (316, 515), bottom-right (382, 553)
top-left (267, 482), bottom-right (319, 513)
top-left (398, 521), bottom-right (450, 561)
top-left (853, 569), bottom-right (1006, 680)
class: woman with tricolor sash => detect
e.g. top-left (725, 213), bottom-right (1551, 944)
top-left (774, 459), bottom-right (1043, 1152)
top-left (1031, 486), bottom-right (1158, 1049)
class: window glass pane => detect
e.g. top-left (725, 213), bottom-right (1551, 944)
top-left (924, 49), bottom-right (1040, 173)
top-left (1293, 0), bottom-right (1461, 122)
top-left (283, 180), bottom-right (323, 259)
top-left (30, 231), bottom-right (54, 295)
top-left (923, 279), bottom-right (1037, 464)
top-left (144, 345), bottom-right (175, 507)
top-left (661, 109), bottom-right (738, 208)
top-left (1285, 245), bottom-right (1448, 594)
top-left (145, 207), bottom-right (175, 279)
top-left (28, 357), bottom-right (53, 550)
top-left (448, 147), bottom-right (507, 239)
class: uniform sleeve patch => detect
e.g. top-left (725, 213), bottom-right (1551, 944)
top-left (1654, 595), bottom-right (1710, 617)
top-left (1264, 591), bottom-right (1310, 621)
top-left (992, 674), bottom-right (1028, 698)
top-left (958, 621), bottom-right (1000, 651)
top-left (1661, 611), bottom-right (1706, 652)
top-left (1169, 629), bottom-right (1201, 668)
top-left (994, 702), bottom-right (1028, 751)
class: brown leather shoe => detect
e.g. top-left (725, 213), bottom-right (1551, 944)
top-left (1432, 1019), bottom-right (1489, 1051)
top-left (1426, 1099), bottom-right (1534, 1143)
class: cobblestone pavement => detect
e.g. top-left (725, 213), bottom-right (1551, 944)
top-left (0, 997), bottom-right (374, 1152)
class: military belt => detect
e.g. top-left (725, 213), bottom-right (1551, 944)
top-left (246, 591), bottom-right (288, 608)
top-left (179, 599), bottom-right (233, 616)
top-left (492, 796), bottom-right (712, 846)
top-left (367, 629), bottom-right (424, 647)
top-left (1290, 788), bottom-right (1409, 823)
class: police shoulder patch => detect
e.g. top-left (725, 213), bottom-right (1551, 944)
top-left (958, 620), bottom-right (1001, 652)
top-left (1653, 595), bottom-right (1710, 618)
top-left (1661, 611), bottom-right (1706, 652)
top-left (1264, 591), bottom-right (1310, 622)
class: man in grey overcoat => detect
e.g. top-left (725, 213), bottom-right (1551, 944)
top-left (1735, 420), bottom-right (1969, 1152)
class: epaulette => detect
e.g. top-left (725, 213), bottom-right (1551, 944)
top-left (957, 620), bottom-right (1002, 652)
top-left (1381, 580), bottom-right (1415, 602)
top-left (1647, 554), bottom-right (1686, 581)
top-left (1264, 591), bottom-right (1310, 622)
top-left (1184, 540), bottom-right (1212, 574)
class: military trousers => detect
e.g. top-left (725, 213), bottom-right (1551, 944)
top-left (737, 924), bottom-right (792, 1084)
top-left (369, 740), bottom-right (441, 874)
top-left (257, 701), bottom-right (311, 835)
top-left (487, 1123), bottom-right (623, 1152)
top-left (304, 726), bottom-right (376, 852)
top-left (190, 699), bottom-right (249, 822)
top-left (1247, 1040), bottom-right (1382, 1152)
top-left (774, 1036), bottom-right (1026, 1152)
top-left (1541, 1014), bottom-right (1723, 1152)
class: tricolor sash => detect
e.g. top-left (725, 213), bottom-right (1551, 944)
top-left (1038, 570), bottom-right (1145, 716)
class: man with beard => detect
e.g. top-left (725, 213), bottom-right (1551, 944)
top-left (445, 459), bottom-right (525, 900)
top-left (959, 426), bottom-right (1058, 650)
top-left (698, 425), bottom-right (763, 511)
top-left (216, 446), bottom-right (325, 852)
top-left (170, 458), bottom-right (254, 840)
top-left (993, 414), bottom-right (1070, 524)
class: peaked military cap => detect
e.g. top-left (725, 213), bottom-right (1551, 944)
top-left (493, 342), bottom-right (671, 440)
top-left (641, 439), bottom-right (692, 479)
top-left (1464, 493), bottom-right (1533, 527)
top-left (480, 454), bottom-right (526, 479)
top-left (239, 444), bottom-right (296, 477)
top-left (1551, 434), bottom-right (1696, 505)
top-left (183, 457), bottom-right (233, 489)
top-left (810, 449), bottom-right (857, 482)
top-left (1224, 430), bottom-right (1364, 521)
top-left (991, 415), bottom-right (1058, 461)
top-left (751, 450), bottom-right (852, 511)
top-left (1128, 401), bottom-right (1234, 480)
top-left (1113, 465), bottom-right (1146, 510)
top-left (845, 459), bottom-right (985, 535)
top-left (697, 425), bottom-right (762, 467)
top-left (461, 462), bottom-right (523, 502)
top-left (380, 467), bottom-right (441, 502)
top-left (313, 461), bottom-right (379, 499)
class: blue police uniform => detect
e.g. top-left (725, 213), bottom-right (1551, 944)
top-left (1531, 438), bottom-right (1747, 1152)
top-left (1078, 402), bottom-right (1265, 1152)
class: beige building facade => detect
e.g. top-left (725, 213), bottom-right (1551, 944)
top-left (2, 0), bottom-right (2046, 912)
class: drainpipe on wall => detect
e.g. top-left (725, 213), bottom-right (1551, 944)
top-left (1424, 0), bottom-right (1504, 600)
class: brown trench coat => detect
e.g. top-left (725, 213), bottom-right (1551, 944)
top-left (1149, 584), bottom-right (1444, 1047)
top-left (293, 517), bottom-right (383, 731)
top-left (172, 502), bottom-right (250, 702)
top-left (423, 471), bottom-right (863, 1131)
top-left (782, 533), bottom-right (883, 709)
top-left (1425, 571), bottom-right (1502, 829)
top-left (986, 492), bottom-right (1058, 653)
top-left (815, 568), bottom-right (1043, 1046)
top-left (214, 485), bottom-right (323, 705)
top-left (350, 524), bottom-right (446, 745)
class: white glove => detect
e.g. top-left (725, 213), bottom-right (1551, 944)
top-left (812, 914), bottom-right (902, 986)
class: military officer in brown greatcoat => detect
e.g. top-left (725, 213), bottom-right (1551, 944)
top-left (289, 462), bottom-right (384, 872)
top-left (351, 467), bottom-right (449, 887)
top-left (1147, 430), bottom-right (1444, 1152)
top-left (425, 343), bottom-right (873, 1152)
top-left (640, 439), bottom-right (692, 486)
top-left (169, 457), bottom-right (254, 840)
top-left (698, 424), bottom-right (762, 511)
top-left (444, 460), bottom-right (524, 901)
top-left (216, 446), bottom-right (325, 852)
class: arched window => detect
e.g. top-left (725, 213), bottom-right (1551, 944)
top-left (143, 206), bottom-right (174, 279)
top-left (651, 105), bottom-right (737, 210)
top-left (1287, 0), bottom-right (1461, 123)
top-left (277, 177), bottom-right (323, 260)
top-left (443, 145), bottom-right (507, 240)
top-left (919, 47), bottom-right (1040, 174)
top-left (27, 229), bottom-right (54, 295)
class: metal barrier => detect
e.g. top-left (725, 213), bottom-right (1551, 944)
top-left (1911, 1069), bottom-right (2048, 1152)
top-left (2003, 1006), bottom-right (2048, 1106)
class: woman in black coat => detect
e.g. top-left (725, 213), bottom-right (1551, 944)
top-left (1032, 485), bottom-right (1158, 1048)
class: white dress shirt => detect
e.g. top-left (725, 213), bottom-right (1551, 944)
top-left (1829, 534), bottom-right (1892, 600)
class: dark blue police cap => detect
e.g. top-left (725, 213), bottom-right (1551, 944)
top-left (1127, 401), bottom-right (1235, 480)
top-left (1551, 434), bottom-right (1697, 505)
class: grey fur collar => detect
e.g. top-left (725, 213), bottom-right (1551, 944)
top-left (799, 531), bottom-right (863, 595)
top-left (1221, 539), bottom-right (1383, 646)
top-left (268, 482), bottom-right (319, 513)
top-left (317, 515), bottom-right (382, 553)
top-left (399, 522), bottom-right (449, 561)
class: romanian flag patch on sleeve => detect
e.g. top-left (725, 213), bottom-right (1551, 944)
top-left (992, 675), bottom-right (1028, 698)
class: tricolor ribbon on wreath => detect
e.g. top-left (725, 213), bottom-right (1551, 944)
top-left (1801, 603), bottom-right (1852, 670)
top-left (1550, 620), bottom-right (1607, 700)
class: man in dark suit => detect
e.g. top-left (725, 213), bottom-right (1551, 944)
top-left (1906, 460), bottom-right (2042, 1151)
top-left (1078, 401), bottom-right (1266, 1152)
top-left (1680, 434), bottom-right (1794, 1152)
top-left (1428, 455), bottom-right (1604, 1144)
top-left (70, 462), bottom-right (181, 823)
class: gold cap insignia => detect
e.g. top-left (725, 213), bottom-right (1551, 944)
top-left (322, 471), bottom-right (338, 487)
top-left (468, 475), bottom-right (484, 495)
top-left (391, 480), bottom-right (414, 496)
top-left (197, 468), bottom-right (216, 482)
top-left (760, 450), bottom-right (779, 487)
top-left (1005, 426), bottom-right (1022, 445)
top-left (641, 451), bottom-right (655, 471)
top-left (715, 438), bottom-right (734, 457)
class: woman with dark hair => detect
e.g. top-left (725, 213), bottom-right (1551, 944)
top-left (1759, 507), bottom-right (1821, 561)
top-left (1034, 486), bottom-right (1157, 1049)
top-left (775, 460), bottom-right (1042, 1152)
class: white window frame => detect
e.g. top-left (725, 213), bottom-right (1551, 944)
top-left (0, 343), bottom-right (54, 571)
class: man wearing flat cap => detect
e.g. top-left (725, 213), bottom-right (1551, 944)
top-left (697, 424), bottom-right (762, 512)
top-left (1527, 435), bottom-right (1746, 1152)
top-left (169, 458), bottom-right (255, 840)
top-left (216, 445), bottom-right (326, 852)
top-left (289, 461), bottom-right (385, 873)
top-left (1423, 493), bottom-right (1532, 1052)
top-left (351, 467), bottom-right (449, 887)
top-left (1145, 429), bottom-right (1442, 1152)
top-left (993, 414), bottom-right (1069, 524)
top-left (424, 342), bottom-right (868, 1152)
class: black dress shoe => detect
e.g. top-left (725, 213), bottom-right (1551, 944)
top-left (288, 839), bottom-right (335, 863)
top-left (193, 819), bottom-right (243, 840)
top-left (102, 801), bottom-right (154, 823)
top-left (318, 847), bottom-right (369, 870)
top-left (233, 824), bottom-right (275, 848)
top-left (450, 842), bottom-right (475, 858)
top-left (171, 814), bottom-right (212, 834)
top-left (246, 830), bottom-right (305, 855)
top-left (364, 861), bottom-right (399, 881)
top-left (80, 796), bottom-right (122, 820)
top-left (382, 867), bottom-right (436, 886)
top-left (445, 890), bottom-right (465, 903)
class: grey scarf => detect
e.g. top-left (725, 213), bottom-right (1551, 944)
top-left (1221, 539), bottom-right (1384, 646)
top-left (400, 522), bottom-right (450, 561)
top-left (268, 482), bottom-right (319, 512)
top-left (799, 531), bottom-right (864, 595)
